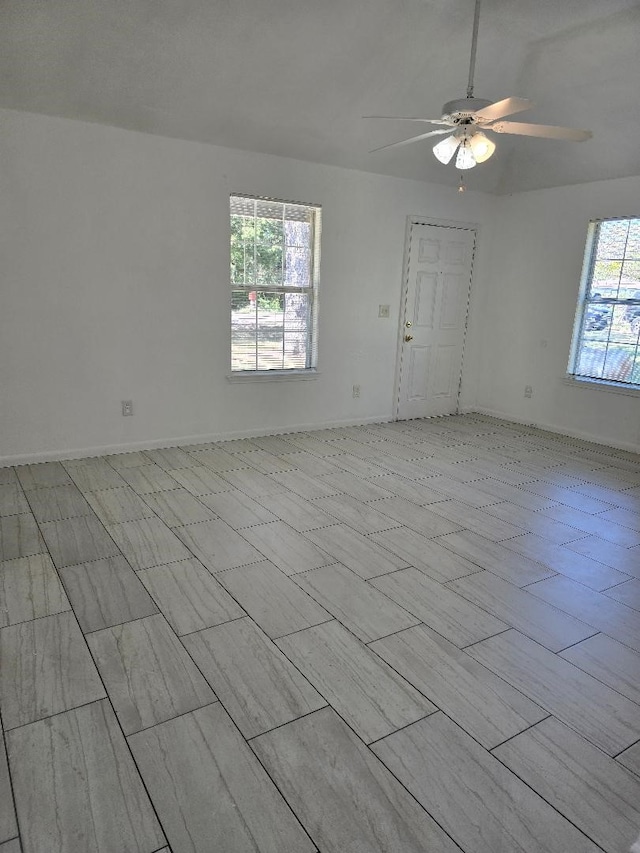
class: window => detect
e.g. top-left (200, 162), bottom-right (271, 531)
top-left (230, 195), bottom-right (321, 373)
top-left (568, 217), bottom-right (640, 387)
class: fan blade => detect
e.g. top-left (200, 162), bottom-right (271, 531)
top-left (363, 116), bottom-right (451, 125)
top-left (369, 128), bottom-right (453, 154)
top-left (490, 120), bottom-right (592, 141)
top-left (474, 97), bottom-right (533, 121)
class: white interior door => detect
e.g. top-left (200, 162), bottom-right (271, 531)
top-left (396, 222), bottom-right (475, 420)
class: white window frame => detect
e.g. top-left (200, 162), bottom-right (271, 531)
top-left (567, 216), bottom-right (640, 392)
top-left (228, 194), bottom-right (321, 380)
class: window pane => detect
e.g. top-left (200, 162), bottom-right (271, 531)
top-left (602, 344), bottom-right (636, 382)
top-left (283, 292), bottom-right (311, 368)
top-left (256, 292), bottom-right (285, 370)
top-left (230, 215), bottom-right (255, 286)
top-left (285, 246), bottom-right (311, 287)
top-left (285, 220), bottom-right (311, 248)
top-left (577, 343), bottom-right (606, 379)
top-left (622, 260), bottom-right (640, 283)
top-left (627, 222), bottom-right (640, 259)
top-left (231, 290), bottom-right (257, 371)
top-left (596, 220), bottom-right (629, 259)
top-left (590, 260), bottom-right (622, 295)
top-left (256, 219), bottom-right (284, 286)
top-left (609, 304), bottom-right (636, 343)
top-left (626, 305), bottom-right (640, 339)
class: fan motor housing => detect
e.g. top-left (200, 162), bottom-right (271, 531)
top-left (442, 97), bottom-right (492, 123)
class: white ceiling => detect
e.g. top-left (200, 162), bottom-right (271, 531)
top-left (1, 0), bottom-right (639, 194)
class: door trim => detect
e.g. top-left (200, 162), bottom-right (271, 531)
top-left (393, 216), bottom-right (479, 421)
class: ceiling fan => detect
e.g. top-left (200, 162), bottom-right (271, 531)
top-left (365, 0), bottom-right (592, 171)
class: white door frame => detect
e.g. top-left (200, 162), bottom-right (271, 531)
top-left (393, 215), bottom-right (479, 421)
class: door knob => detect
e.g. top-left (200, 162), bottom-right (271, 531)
top-left (404, 334), bottom-right (413, 342)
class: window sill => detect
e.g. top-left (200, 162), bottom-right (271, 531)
top-left (226, 369), bottom-right (321, 383)
top-left (563, 375), bottom-right (640, 398)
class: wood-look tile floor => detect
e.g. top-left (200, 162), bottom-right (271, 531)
top-left (1, 414), bottom-right (640, 853)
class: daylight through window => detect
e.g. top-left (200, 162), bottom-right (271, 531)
top-left (230, 195), bottom-right (321, 372)
top-left (569, 217), bottom-right (640, 387)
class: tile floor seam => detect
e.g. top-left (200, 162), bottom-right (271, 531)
top-left (4, 415), bottom-right (640, 853)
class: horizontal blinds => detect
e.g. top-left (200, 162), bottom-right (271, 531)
top-left (230, 195), bottom-right (317, 223)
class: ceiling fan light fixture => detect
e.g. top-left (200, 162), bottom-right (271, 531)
top-left (469, 131), bottom-right (496, 163)
top-left (433, 134), bottom-right (461, 164)
top-left (455, 139), bottom-right (476, 170)
top-left (365, 0), bottom-right (591, 178)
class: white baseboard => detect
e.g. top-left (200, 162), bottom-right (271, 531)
top-left (0, 413), bottom-right (394, 468)
top-left (6, 407), bottom-right (638, 467)
top-left (461, 405), bottom-right (640, 455)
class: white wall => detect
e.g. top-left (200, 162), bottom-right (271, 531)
top-left (471, 175), bottom-right (640, 451)
top-left (0, 109), bottom-right (495, 463)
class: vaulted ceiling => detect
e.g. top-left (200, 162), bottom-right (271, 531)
top-left (1, 0), bottom-right (638, 194)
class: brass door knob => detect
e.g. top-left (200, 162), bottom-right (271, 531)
top-left (404, 334), bottom-right (413, 342)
